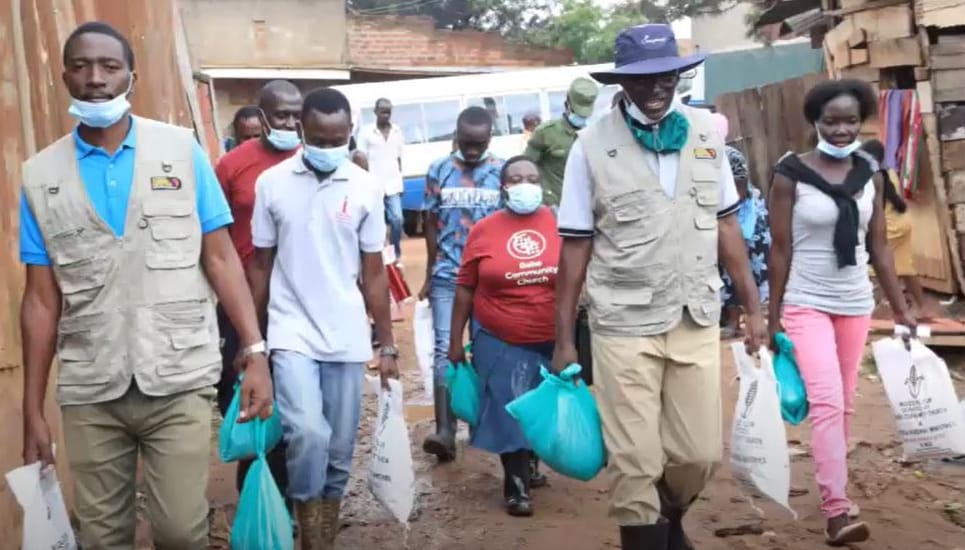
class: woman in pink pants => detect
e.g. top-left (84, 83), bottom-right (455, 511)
top-left (767, 79), bottom-right (914, 546)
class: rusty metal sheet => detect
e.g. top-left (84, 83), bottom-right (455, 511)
top-left (0, 0), bottom-right (214, 541)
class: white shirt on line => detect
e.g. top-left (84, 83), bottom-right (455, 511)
top-left (358, 122), bottom-right (405, 196)
top-left (251, 155), bottom-right (386, 363)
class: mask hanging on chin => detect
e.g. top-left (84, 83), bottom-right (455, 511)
top-left (265, 127), bottom-right (301, 151)
top-left (815, 124), bottom-right (861, 159)
top-left (67, 77), bottom-right (133, 129)
top-left (454, 149), bottom-right (490, 164)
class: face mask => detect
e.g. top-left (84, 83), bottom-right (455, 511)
top-left (506, 183), bottom-right (543, 215)
top-left (303, 143), bottom-right (349, 173)
top-left (454, 149), bottom-right (490, 164)
top-left (625, 98), bottom-right (677, 125)
top-left (566, 112), bottom-right (588, 129)
top-left (67, 77), bottom-right (133, 128)
top-left (815, 127), bottom-right (861, 159)
top-left (265, 128), bottom-right (301, 151)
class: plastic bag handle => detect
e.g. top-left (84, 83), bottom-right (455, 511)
top-left (540, 363), bottom-right (583, 386)
top-left (253, 417), bottom-right (267, 457)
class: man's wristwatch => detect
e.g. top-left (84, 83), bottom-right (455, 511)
top-left (242, 340), bottom-right (267, 358)
top-left (379, 344), bottom-right (399, 358)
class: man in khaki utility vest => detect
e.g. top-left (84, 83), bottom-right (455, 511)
top-left (553, 24), bottom-right (766, 550)
top-left (18, 22), bottom-right (273, 549)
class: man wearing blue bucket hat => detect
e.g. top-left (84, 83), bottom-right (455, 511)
top-left (552, 24), bottom-right (767, 549)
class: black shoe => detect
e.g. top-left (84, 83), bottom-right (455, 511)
top-left (619, 521), bottom-right (669, 550)
top-left (422, 385), bottom-right (457, 461)
top-left (658, 481), bottom-right (694, 550)
top-left (529, 453), bottom-right (548, 488)
top-left (501, 451), bottom-right (533, 517)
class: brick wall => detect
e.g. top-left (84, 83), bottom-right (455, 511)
top-left (347, 15), bottom-right (572, 68)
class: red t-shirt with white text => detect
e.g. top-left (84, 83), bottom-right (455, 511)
top-left (456, 207), bottom-right (560, 344)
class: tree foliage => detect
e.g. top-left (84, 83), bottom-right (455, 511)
top-left (347, 0), bottom-right (740, 63)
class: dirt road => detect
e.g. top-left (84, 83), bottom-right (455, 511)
top-left (195, 238), bottom-right (965, 550)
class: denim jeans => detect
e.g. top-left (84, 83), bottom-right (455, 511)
top-left (272, 350), bottom-right (364, 501)
top-left (384, 193), bottom-right (404, 259)
top-left (430, 276), bottom-right (477, 384)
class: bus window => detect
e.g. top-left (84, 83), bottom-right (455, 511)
top-left (466, 96), bottom-right (508, 137)
top-left (395, 103), bottom-right (426, 144)
top-left (548, 90), bottom-right (566, 120)
top-left (423, 99), bottom-right (460, 143)
top-left (502, 93), bottom-right (540, 134)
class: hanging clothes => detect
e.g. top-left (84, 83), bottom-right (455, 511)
top-left (878, 89), bottom-right (923, 199)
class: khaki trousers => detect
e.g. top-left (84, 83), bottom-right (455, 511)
top-left (62, 383), bottom-right (215, 550)
top-left (592, 314), bottom-right (722, 526)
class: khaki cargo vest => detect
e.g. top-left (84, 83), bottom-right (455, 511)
top-left (21, 116), bottom-right (221, 406)
top-left (580, 105), bottom-right (724, 337)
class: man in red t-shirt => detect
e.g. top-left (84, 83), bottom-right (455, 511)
top-left (214, 79), bottom-right (302, 498)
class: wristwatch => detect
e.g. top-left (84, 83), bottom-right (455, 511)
top-left (242, 340), bottom-right (267, 358)
top-left (379, 344), bottom-right (399, 358)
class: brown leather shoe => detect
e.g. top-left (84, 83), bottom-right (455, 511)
top-left (321, 499), bottom-right (341, 549)
top-left (296, 500), bottom-right (325, 550)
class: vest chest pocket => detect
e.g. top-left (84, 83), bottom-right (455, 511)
top-left (142, 200), bottom-right (199, 270)
top-left (606, 192), bottom-right (659, 248)
top-left (49, 229), bottom-right (113, 308)
top-left (57, 313), bottom-right (111, 385)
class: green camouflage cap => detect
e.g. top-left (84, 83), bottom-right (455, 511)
top-left (567, 77), bottom-right (599, 118)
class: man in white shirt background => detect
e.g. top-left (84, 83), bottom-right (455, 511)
top-left (358, 98), bottom-right (405, 262)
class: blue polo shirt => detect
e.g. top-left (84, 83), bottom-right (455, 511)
top-left (19, 119), bottom-right (233, 266)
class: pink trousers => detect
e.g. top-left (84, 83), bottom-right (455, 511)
top-left (782, 305), bottom-right (871, 519)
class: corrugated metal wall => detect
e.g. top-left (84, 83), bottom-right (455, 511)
top-left (0, 0), bottom-right (206, 543)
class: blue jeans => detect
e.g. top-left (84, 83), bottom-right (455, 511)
top-left (384, 193), bottom-right (403, 259)
top-left (272, 350), bottom-right (364, 501)
top-left (430, 276), bottom-right (477, 384)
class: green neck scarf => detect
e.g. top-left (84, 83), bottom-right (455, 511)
top-left (623, 107), bottom-right (690, 154)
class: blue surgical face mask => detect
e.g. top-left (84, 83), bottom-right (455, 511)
top-left (566, 112), bottom-right (588, 129)
top-left (265, 127), bottom-right (301, 151)
top-left (67, 77), bottom-right (133, 129)
top-left (816, 125), bottom-right (861, 159)
top-left (454, 149), bottom-right (490, 164)
top-left (303, 144), bottom-right (349, 173)
top-left (506, 183), bottom-right (543, 215)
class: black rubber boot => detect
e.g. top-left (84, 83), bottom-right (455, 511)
top-left (619, 521), bottom-right (670, 550)
top-left (529, 452), bottom-right (548, 488)
top-left (422, 385), bottom-right (457, 462)
top-left (658, 482), bottom-right (694, 550)
top-left (501, 451), bottom-right (533, 517)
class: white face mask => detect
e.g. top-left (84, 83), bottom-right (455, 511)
top-left (815, 124), bottom-right (861, 159)
top-left (67, 77), bottom-right (133, 128)
top-left (624, 97), bottom-right (679, 125)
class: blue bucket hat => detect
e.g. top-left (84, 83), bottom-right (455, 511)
top-left (590, 24), bottom-right (706, 85)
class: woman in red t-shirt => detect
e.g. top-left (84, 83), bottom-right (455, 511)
top-left (448, 156), bottom-right (561, 517)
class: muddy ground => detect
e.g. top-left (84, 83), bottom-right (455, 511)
top-left (140, 238), bottom-right (965, 550)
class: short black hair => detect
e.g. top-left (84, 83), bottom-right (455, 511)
top-left (257, 80), bottom-right (301, 110)
top-left (233, 105), bottom-right (260, 124)
top-left (499, 155), bottom-right (536, 184)
top-left (803, 79), bottom-right (877, 124)
top-left (457, 106), bottom-right (493, 128)
top-left (375, 98), bottom-right (392, 109)
top-left (302, 87), bottom-right (352, 120)
top-left (63, 22), bottom-right (135, 70)
top-left (860, 139), bottom-right (885, 163)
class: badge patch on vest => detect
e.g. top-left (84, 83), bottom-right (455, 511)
top-left (693, 148), bottom-right (717, 160)
top-left (151, 176), bottom-right (183, 190)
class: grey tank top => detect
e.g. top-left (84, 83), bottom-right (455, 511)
top-left (783, 178), bottom-right (876, 316)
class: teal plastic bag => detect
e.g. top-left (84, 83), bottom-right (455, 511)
top-left (218, 374), bottom-right (283, 463)
top-left (772, 332), bottom-right (808, 425)
top-left (444, 360), bottom-right (480, 427)
top-left (230, 419), bottom-right (294, 550)
top-left (505, 364), bottom-right (605, 482)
